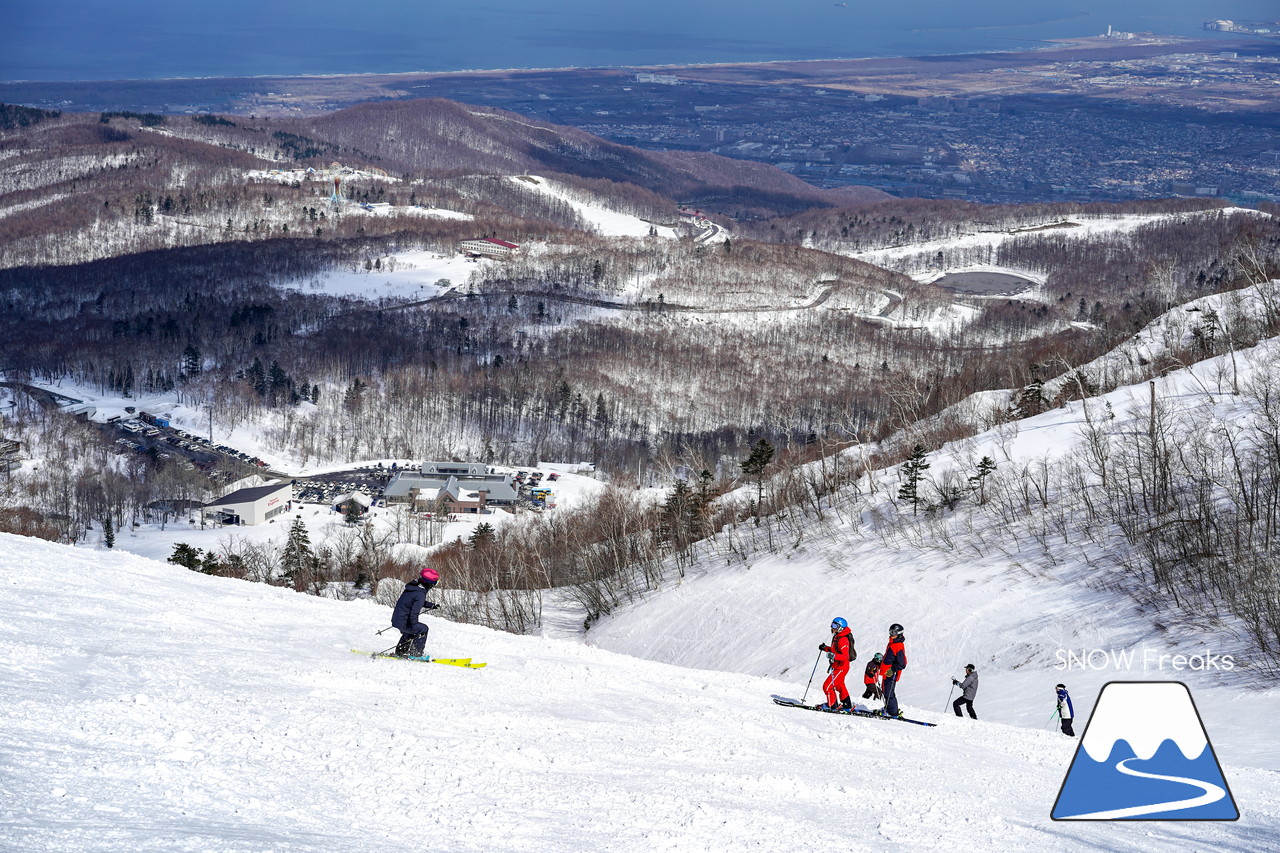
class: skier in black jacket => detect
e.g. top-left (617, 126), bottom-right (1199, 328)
top-left (879, 624), bottom-right (907, 718)
top-left (392, 568), bottom-right (440, 657)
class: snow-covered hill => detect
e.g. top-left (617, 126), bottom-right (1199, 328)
top-left (2, 531), bottom-right (1278, 851)
top-left (583, 329), bottom-right (1280, 777)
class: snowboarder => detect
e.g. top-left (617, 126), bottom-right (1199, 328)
top-left (878, 623), bottom-right (907, 718)
top-left (861, 652), bottom-right (883, 701)
top-left (952, 664), bottom-right (978, 719)
top-left (1055, 684), bottom-right (1075, 736)
top-left (817, 617), bottom-right (856, 711)
top-left (391, 568), bottom-right (440, 657)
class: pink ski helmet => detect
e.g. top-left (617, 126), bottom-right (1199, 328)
top-left (420, 567), bottom-right (439, 584)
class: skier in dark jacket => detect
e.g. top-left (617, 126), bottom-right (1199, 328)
top-left (952, 664), bottom-right (978, 719)
top-left (878, 623), bottom-right (907, 718)
top-left (862, 653), bottom-right (883, 701)
top-left (392, 567), bottom-right (440, 657)
top-left (818, 617), bottom-right (856, 711)
top-left (1055, 684), bottom-right (1075, 736)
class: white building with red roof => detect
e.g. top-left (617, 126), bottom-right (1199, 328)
top-left (459, 238), bottom-right (520, 258)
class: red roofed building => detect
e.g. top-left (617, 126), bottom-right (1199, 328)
top-left (459, 238), bottom-right (520, 258)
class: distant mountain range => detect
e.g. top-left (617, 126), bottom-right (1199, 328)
top-left (0, 97), bottom-right (888, 269)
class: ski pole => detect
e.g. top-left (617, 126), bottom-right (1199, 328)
top-left (1046, 708), bottom-right (1060, 730)
top-left (944, 681), bottom-right (956, 713)
top-left (801, 650), bottom-right (823, 705)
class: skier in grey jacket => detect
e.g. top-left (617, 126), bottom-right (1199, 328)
top-left (952, 664), bottom-right (978, 719)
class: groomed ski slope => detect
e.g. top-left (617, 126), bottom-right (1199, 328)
top-left (585, 330), bottom-right (1280, 789)
top-left (2, 534), bottom-right (1278, 852)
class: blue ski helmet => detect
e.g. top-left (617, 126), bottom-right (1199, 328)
top-left (831, 617), bottom-right (848, 631)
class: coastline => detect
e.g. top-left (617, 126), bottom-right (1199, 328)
top-left (0, 33), bottom-right (1269, 118)
top-left (0, 32), bottom-right (1199, 88)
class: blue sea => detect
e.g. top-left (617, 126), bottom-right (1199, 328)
top-left (2, 0), bottom-right (1275, 82)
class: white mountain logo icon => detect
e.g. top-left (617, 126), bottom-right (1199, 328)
top-left (1052, 681), bottom-right (1239, 820)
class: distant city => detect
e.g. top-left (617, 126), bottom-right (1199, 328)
top-left (415, 44), bottom-right (1280, 206)
top-left (577, 85), bottom-right (1279, 205)
top-left (4, 33), bottom-right (1277, 207)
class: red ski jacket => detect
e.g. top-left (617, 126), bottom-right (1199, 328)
top-left (864, 659), bottom-right (881, 685)
top-left (822, 627), bottom-right (855, 668)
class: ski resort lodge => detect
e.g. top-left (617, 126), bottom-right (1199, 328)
top-left (383, 462), bottom-right (519, 513)
top-left (458, 238), bottom-right (520, 258)
top-left (200, 482), bottom-right (292, 526)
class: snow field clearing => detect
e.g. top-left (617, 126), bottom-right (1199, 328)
top-left (2, 535), bottom-right (1278, 851)
top-left (277, 249), bottom-right (487, 303)
top-left (508, 175), bottom-right (679, 239)
top-left (850, 207), bottom-right (1272, 270)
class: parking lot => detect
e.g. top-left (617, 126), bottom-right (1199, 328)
top-left (293, 465), bottom-right (394, 507)
top-left (103, 417), bottom-right (269, 477)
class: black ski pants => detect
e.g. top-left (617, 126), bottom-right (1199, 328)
top-left (953, 696), bottom-right (977, 719)
top-left (1060, 717), bottom-right (1075, 737)
top-left (394, 625), bottom-right (429, 657)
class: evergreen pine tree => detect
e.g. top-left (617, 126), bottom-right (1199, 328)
top-left (969, 456), bottom-right (997, 504)
top-left (280, 516), bottom-right (313, 583)
top-left (182, 343), bottom-right (202, 377)
top-left (101, 513), bottom-right (115, 549)
top-left (593, 393), bottom-right (610, 437)
top-left (897, 444), bottom-right (931, 515)
top-left (247, 358), bottom-right (267, 397)
top-left (741, 438), bottom-right (775, 508)
top-left (200, 551), bottom-right (223, 575)
top-left (1011, 365), bottom-right (1049, 418)
top-left (168, 542), bottom-right (202, 569)
top-left (469, 522), bottom-right (496, 550)
top-left (268, 361), bottom-right (288, 392)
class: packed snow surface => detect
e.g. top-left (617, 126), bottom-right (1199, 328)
top-left (3, 534), bottom-right (1278, 851)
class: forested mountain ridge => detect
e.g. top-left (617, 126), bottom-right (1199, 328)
top-left (302, 98), bottom-right (888, 211)
top-left (0, 98), bottom-right (886, 270)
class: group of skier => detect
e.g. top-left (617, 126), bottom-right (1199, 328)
top-left (811, 615), bottom-right (1076, 733)
top-left (816, 619), bottom-right (909, 719)
top-left (387, 569), bottom-right (1077, 734)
